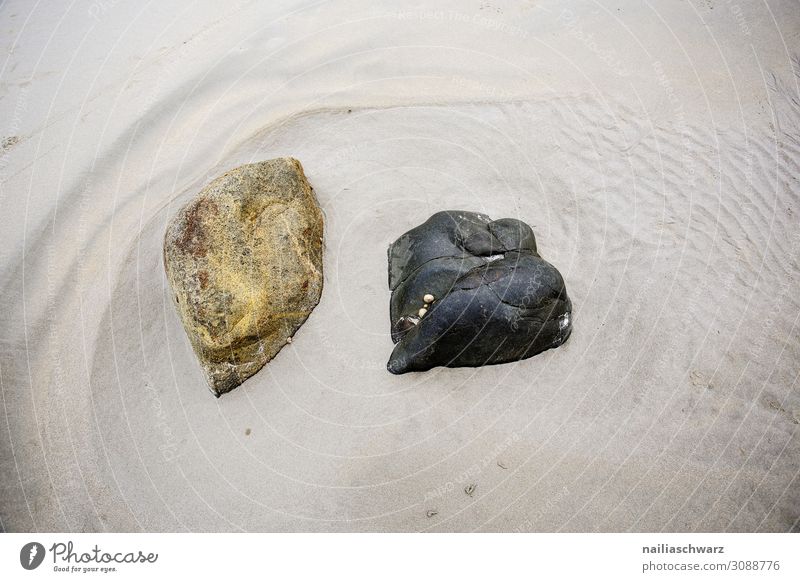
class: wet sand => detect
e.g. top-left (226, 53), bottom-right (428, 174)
top-left (0, 0), bottom-right (798, 531)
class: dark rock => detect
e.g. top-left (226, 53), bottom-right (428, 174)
top-left (387, 211), bottom-right (571, 374)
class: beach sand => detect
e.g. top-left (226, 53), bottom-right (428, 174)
top-left (1, 0), bottom-right (798, 532)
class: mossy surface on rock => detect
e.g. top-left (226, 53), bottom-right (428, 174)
top-left (164, 157), bottom-right (323, 396)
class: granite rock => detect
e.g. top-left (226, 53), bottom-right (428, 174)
top-left (164, 158), bottom-right (323, 396)
top-left (387, 211), bottom-right (571, 374)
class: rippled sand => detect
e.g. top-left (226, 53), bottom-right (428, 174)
top-left (1, 1), bottom-right (798, 532)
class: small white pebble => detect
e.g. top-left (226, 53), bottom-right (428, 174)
top-left (286, 337), bottom-right (293, 344)
top-left (423, 293), bottom-right (435, 303)
top-left (418, 308), bottom-right (428, 317)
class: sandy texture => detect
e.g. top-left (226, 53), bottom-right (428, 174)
top-left (164, 158), bottom-right (324, 396)
top-left (0, 0), bottom-right (798, 532)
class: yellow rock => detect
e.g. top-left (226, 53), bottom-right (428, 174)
top-left (163, 158), bottom-right (323, 396)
